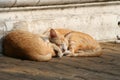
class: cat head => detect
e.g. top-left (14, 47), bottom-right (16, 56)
top-left (49, 29), bottom-right (69, 52)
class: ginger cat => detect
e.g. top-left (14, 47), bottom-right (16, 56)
top-left (46, 28), bottom-right (102, 57)
top-left (3, 30), bottom-right (63, 61)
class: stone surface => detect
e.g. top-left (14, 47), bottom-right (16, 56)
top-left (0, 0), bottom-right (15, 7)
top-left (0, 42), bottom-right (120, 80)
top-left (0, 0), bottom-right (119, 7)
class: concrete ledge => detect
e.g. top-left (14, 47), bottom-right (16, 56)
top-left (0, 1), bottom-right (120, 12)
top-left (0, 0), bottom-right (119, 7)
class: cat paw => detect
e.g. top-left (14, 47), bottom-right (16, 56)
top-left (58, 53), bottom-right (64, 58)
top-left (66, 53), bottom-right (74, 57)
top-left (63, 50), bottom-right (71, 55)
top-left (66, 53), bottom-right (78, 57)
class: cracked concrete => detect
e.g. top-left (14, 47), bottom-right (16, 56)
top-left (0, 42), bottom-right (120, 80)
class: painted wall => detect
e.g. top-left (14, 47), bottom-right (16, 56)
top-left (0, 0), bottom-right (119, 7)
top-left (0, 1), bottom-right (120, 53)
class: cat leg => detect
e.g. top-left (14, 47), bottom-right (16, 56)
top-left (65, 46), bottom-right (89, 57)
top-left (51, 43), bottom-right (64, 58)
top-left (66, 50), bottom-right (82, 57)
top-left (66, 41), bottom-right (102, 57)
top-left (63, 50), bottom-right (71, 55)
top-left (30, 53), bottom-right (52, 61)
top-left (66, 41), bottom-right (77, 57)
top-left (66, 47), bottom-right (76, 57)
top-left (66, 50), bottom-right (93, 57)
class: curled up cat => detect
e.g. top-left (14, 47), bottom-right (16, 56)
top-left (3, 30), bottom-right (63, 61)
top-left (44, 28), bottom-right (102, 57)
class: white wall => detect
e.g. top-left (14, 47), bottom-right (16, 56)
top-left (0, 0), bottom-right (117, 7)
top-left (0, 1), bottom-right (120, 52)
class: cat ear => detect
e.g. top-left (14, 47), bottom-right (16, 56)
top-left (50, 29), bottom-right (58, 38)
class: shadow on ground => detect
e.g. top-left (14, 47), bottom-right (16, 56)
top-left (0, 42), bottom-right (120, 80)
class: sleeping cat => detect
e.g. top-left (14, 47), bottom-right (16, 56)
top-left (3, 30), bottom-right (63, 61)
top-left (45, 28), bottom-right (102, 57)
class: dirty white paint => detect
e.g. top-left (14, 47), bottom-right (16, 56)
top-left (0, 0), bottom-right (116, 7)
top-left (0, 2), bottom-right (120, 53)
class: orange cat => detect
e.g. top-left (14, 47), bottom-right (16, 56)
top-left (47, 28), bottom-right (102, 57)
top-left (3, 30), bottom-right (63, 61)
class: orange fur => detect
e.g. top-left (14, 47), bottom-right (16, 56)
top-left (3, 30), bottom-right (63, 61)
top-left (48, 28), bottom-right (102, 57)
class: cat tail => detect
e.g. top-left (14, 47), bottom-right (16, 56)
top-left (67, 47), bottom-right (102, 57)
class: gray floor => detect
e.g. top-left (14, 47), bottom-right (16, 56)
top-left (0, 42), bottom-right (120, 80)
